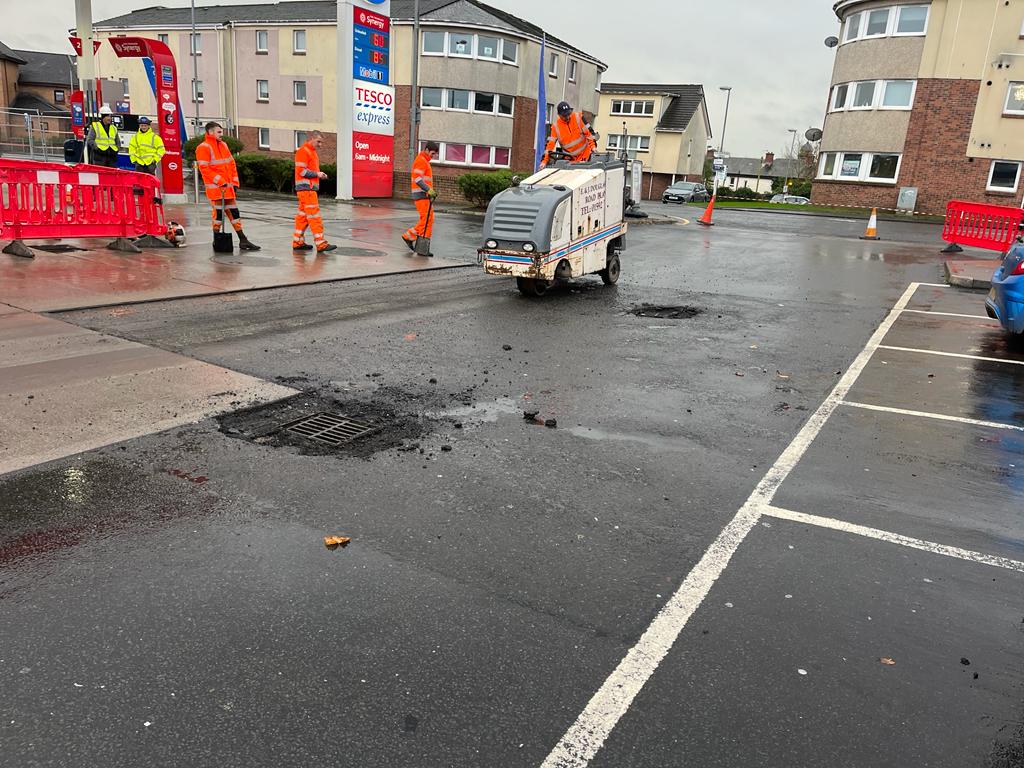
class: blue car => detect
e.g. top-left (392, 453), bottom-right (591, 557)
top-left (986, 241), bottom-right (1024, 336)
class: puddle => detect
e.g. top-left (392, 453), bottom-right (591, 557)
top-left (426, 397), bottom-right (520, 423)
top-left (567, 425), bottom-right (692, 453)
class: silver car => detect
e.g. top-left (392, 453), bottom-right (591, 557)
top-left (662, 181), bottom-right (710, 204)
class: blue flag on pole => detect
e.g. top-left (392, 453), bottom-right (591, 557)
top-left (534, 35), bottom-right (547, 172)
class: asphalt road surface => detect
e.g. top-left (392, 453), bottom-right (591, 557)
top-left (2, 213), bottom-right (1022, 767)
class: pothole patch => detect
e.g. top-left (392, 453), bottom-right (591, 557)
top-left (630, 304), bottom-right (704, 319)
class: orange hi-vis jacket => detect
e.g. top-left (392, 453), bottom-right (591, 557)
top-left (544, 112), bottom-right (596, 164)
top-left (294, 141), bottom-right (321, 192)
top-left (410, 151), bottom-right (434, 201)
top-left (195, 135), bottom-right (240, 200)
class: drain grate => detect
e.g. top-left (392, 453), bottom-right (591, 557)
top-left (630, 304), bottom-right (704, 319)
top-left (280, 412), bottom-right (376, 445)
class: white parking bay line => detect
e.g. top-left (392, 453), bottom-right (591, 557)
top-left (539, 282), bottom-right (925, 768)
top-left (764, 505), bottom-right (1024, 573)
top-left (877, 344), bottom-right (1024, 367)
top-left (840, 400), bottom-right (1024, 432)
top-left (902, 309), bottom-right (997, 321)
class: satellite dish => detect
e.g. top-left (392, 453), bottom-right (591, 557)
top-left (824, 36), bottom-right (839, 48)
top-left (805, 128), bottom-right (823, 142)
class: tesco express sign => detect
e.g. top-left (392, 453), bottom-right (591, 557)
top-left (353, 83), bottom-right (394, 136)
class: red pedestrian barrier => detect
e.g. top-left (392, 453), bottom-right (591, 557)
top-left (0, 158), bottom-right (168, 257)
top-left (942, 199), bottom-right (1024, 254)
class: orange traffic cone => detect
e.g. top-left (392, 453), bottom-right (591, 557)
top-left (697, 195), bottom-right (716, 227)
top-left (859, 207), bottom-right (880, 240)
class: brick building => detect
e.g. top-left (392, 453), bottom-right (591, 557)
top-left (816, 1), bottom-right (1024, 214)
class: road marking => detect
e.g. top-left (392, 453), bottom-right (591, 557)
top-left (916, 282), bottom-right (951, 288)
top-left (877, 344), bottom-right (1024, 367)
top-left (840, 400), bottom-right (1024, 432)
top-left (764, 505), bottom-right (1024, 574)
top-left (539, 282), bottom-right (924, 768)
top-left (902, 309), bottom-right (996, 321)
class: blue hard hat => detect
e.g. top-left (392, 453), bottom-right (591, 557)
top-left (557, 101), bottom-right (572, 117)
top-left (138, 116), bottom-right (151, 124)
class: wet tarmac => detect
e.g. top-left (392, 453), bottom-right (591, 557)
top-left (1, 212), bottom-right (1022, 767)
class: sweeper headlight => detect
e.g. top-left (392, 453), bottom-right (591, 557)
top-left (523, 243), bottom-right (535, 252)
top-left (486, 239), bottom-right (498, 249)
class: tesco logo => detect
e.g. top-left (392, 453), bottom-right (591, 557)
top-left (355, 87), bottom-right (393, 106)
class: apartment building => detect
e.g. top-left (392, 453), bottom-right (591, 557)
top-left (816, 0), bottom-right (1024, 214)
top-left (595, 84), bottom-right (710, 200)
top-left (91, 0), bottom-right (605, 198)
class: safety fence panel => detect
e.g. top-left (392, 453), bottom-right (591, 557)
top-left (942, 200), bottom-right (1024, 253)
top-left (0, 158), bottom-right (165, 242)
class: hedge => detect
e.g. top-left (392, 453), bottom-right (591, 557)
top-left (183, 134), bottom-right (243, 162)
top-left (457, 170), bottom-right (524, 207)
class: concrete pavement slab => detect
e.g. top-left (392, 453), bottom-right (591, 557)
top-left (0, 312), bottom-right (294, 476)
top-left (946, 258), bottom-right (1001, 289)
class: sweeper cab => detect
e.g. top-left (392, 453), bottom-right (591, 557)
top-left (478, 151), bottom-right (629, 297)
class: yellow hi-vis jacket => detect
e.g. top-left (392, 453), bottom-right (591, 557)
top-left (89, 121), bottom-right (118, 152)
top-left (128, 129), bottom-right (166, 166)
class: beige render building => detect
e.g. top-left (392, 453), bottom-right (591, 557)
top-left (90, 0), bottom-right (605, 198)
top-left (596, 84), bottom-right (710, 200)
top-left (816, 0), bottom-right (1024, 214)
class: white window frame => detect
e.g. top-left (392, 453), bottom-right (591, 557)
top-left (258, 127), bottom-right (270, 149)
top-left (863, 7), bottom-right (891, 39)
top-left (476, 34), bottom-right (500, 61)
top-left (843, 12), bottom-right (862, 43)
top-left (294, 131), bottom-right (307, 150)
top-left (1004, 82), bottom-right (1024, 115)
top-left (850, 80), bottom-right (877, 110)
top-left (880, 79), bottom-right (916, 110)
top-left (841, 5), bottom-right (929, 44)
top-left (610, 100), bottom-right (656, 116)
top-left (472, 91), bottom-right (497, 115)
top-left (569, 59), bottom-right (578, 83)
top-left (493, 147), bottom-right (511, 168)
top-left (420, 87), bottom-right (443, 110)
top-left (819, 152), bottom-right (838, 177)
top-left (256, 30), bottom-right (269, 54)
top-left (192, 78), bottom-right (204, 103)
top-left (497, 93), bottom-right (514, 117)
top-left (293, 29), bottom-right (306, 54)
top-left (446, 88), bottom-right (471, 112)
top-left (448, 30), bottom-right (474, 58)
top-left (257, 79), bottom-right (270, 102)
top-left (190, 33), bottom-right (202, 55)
top-left (53, 89), bottom-right (65, 104)
top-left (595, 70), bottom-right (602, 93)
top-left (293, 80), bottom-right (307, 104)
top-left (987, 160), bottom-right (1022, 193)
top-left (422, 30), bottom-right (446, 56)
top-left (549, 52), bottom-right (559, 77)
top-left (158, 33), bottom-right (169, 45)
top-left (894, 5), bottom-right (930, 36)
top-left (817, 151), bottom-right (902, 184)
top-left (430, 142), bottom-right (511, 168)
top-left (831, 83), bottom-right (850, 111)
top-left (501, 39), bottom-right (518, 66)
top-left (866, 153), bottom-right (902, 182)
top-left (606, 134), bottom-right (650, 153)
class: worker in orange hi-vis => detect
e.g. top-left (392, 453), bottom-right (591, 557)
top-left (541, 101), bottom-right (597, 167)
top-left (292, 130), bottom-right (337, 253)
top-left (194, 121), bottom-right (261, 250)
top-left (402, 140), bottom-right (439, 256)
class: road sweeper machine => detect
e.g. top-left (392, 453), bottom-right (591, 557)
top-left (478, 152), bottom-right (631, 297)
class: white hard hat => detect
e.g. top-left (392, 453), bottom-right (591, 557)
top-left (99, 105), bottom-right (112, 115)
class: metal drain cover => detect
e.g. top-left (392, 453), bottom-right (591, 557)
top-left (280, 412), bottom-right (376, 445)
top-left (330, 246), bottom-right (386, 258)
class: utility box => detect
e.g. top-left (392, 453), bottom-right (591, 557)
top-left (897, 186), bottom-right (918, 213)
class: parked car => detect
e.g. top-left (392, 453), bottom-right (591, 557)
top-left (769, 194), bottom-right (810, 205)
top-left (662, 181), bottom-right (710, 204)
top-left (986, 241), bottom-right (1024, 337)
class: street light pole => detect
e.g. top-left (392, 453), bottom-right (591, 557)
top-left (191, 0), bottom-right (200, 137)
top-left (718, 86), bottom-right (732, 155)
top-left (409, 0), bottom-right (420, 167)
top-left (785, 128), bottom-right (797, 194)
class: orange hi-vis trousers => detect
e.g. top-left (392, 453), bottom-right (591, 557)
top-left (293, 190), bottom-right (327, 249)
top-left (403, 199), bottom-right (434, 242)
top-left (210, 193), bottom-right (243, 233)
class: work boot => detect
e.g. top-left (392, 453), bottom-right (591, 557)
top-left (238, 232), bottom-right (261, 251)
top-left (317, 243), bottom-right (338, 253)
top-left (292, 241), bottom-right (313, 251)
top-left (402, 236), bottom-right (415, 252)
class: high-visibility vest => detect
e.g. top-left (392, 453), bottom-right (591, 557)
top-left (90, 121), bottom-right (118, 152)
top-left (195, 135), bottom-right (239, 195)
top-left (545, 112), bottom-right (594, 160)
top-left (128, 129), bottom-right (166, 166)
top-left (410, 151), bottom-right (433, 200)
top-left (294, 142), bottom-right (321, 192)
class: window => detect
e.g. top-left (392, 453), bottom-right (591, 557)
top-left (422, 30), bottom-right (445, 54)
top-left (868, 153), bottom-right (900, 181)
top-left (192, 79), bottom-right (204, 103)
top-left (820, 152), bottom-right (837, 177)
top-left (988, 161), bottom-right (1022, 192)
top-left (606, 134), bottom-right (650, 153)
top-left (472, 146), bottom-right (492, 165)
top-left (569, 59), bottom-right (578, 82)
top-left (295, 131), bottom-right (307, 150)
top-left (53, 89), bottom-right (65, 104)
top-left (596, 70), bottom-right (602, 92)
top-left (477, 35), bottom-right (499, 60)
top-left (844, 12), bottom-right (861, 41)
top-left (258, 127), bottom-right (270, 149)
top-left (611, 100), bottom-right (655, 115)
top-left (293, 80), bottom-right (307, 104)
top-left (445, 143), bottom-right (467, 163)
top-left (257, 79), bottom-right (269, 101)
top-left (549, 52), bottom-right (559, 77)
top-left (852, 81), bottom-right (876, 108)
top-left (546, 103), bottom-right (554, 124)
top-left (865, 8), bottom-right (889, 37)
top-left (840, 153), bottom-right (863, 177)
top-left (119, 78), bottom-right (130, 97)
top-left (831, 83), bottom-right (849, 111)
top-left (449, 31), bottom-right (473, 56)
top-left (494, 147), bottom-right (510, 167)
top-left (190, 33), bottom-right (201, 55)
top-left (501, 39), bottom-right (518, 65)
top-left (881, 80), bottom-right (914, 108)
top-left (293, 29), bottom-right (306, 54)
top-left (1005, 82), bottom-right (1024, 114)
top-left (498, 94), bottom-right (514, 116)
top-left (474, 92), bottom-right (495, 113)
top-left (447, 89), bottom-right (470, 110)
top-left (256, 30), bottom-right (268, 53)
top-left (420, 87), bottom-right (443, 108)
top-left (818, 151), bottom-right (902, 184)
top-left (896, 5), bottom-right (928, 35)
top-left (158, 33), bottom-right (169, 45)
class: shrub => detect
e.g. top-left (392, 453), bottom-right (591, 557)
top-left (727, 185), bottom-right (760, 200)
top-left (183, 134), bottom-right (243, 162)
top-left (234, 153), bottom-right (293, 193)
top-left (457, 170), bottom-right (521, 207)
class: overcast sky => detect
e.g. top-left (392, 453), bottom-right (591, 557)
top-left (5, 0), bottom-right (840, 159)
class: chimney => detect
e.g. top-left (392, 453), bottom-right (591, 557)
top-left (763, 151), bottom-right (774, 167)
